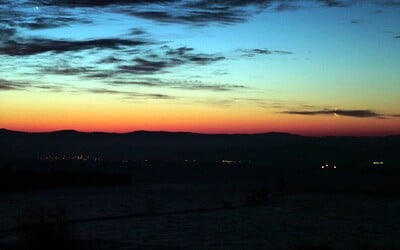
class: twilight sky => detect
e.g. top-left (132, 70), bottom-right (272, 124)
top-left (0, 0), bottom-right (399, 135)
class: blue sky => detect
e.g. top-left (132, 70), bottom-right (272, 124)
top-left (0, 0), bottom-right (399, 134)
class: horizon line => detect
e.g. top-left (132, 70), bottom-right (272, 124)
top-left (1, 128), bottom-right (398, 138)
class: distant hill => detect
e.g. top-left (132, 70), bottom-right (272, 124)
top-left (1, 129), bottom-right (399, 168)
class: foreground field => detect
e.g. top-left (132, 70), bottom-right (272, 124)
top-left (1, 181), bottom-right (399, 249)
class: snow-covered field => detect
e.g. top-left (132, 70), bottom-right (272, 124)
top-left (1, 181), bottom-right (399, 249)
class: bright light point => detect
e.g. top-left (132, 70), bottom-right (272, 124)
top-left (35, 6), bottom-right (39, 10)
top-left (334, 166), bottom-right (337, 168)
top-left (321, 166), bottom-right (324, 169)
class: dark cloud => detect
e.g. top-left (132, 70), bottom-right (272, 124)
top-left (0, 79), bottom-right (25, 90)
top-left (35, 0), bottom-right (178, 7)
top-left (273, 50), bottom-right (293, 55)
top-left (0, 27), bottom-right (16, 41)
top-left (188, 55), bottom-right (225, 64)
top-left (0, 3), bottom-right (92, 32)
top-left (21, 0), bottom-right (371, 27)
top-left (384, 31), bottom-right (400, 39)
top-left (111, 78), bottom-right (246, 91)
top-left (119, 58), bottom-right (169, 74)
top-left (34, 0), bottom-right (357, 8)
top-left (374, 0), bottom-right (400, 7)
top-left (117, 46), bottom-right (225, 74)
top-left (254, 49), bottom-right (273, 54)
top-left (0, 0), bottom-right (394, 35)
top-left (0, 78), bottom-right (65, 92)
top-left (240, 48), bottom-right (293, 57)
top-left (351, 19), bottom-right (367, 24)
top-left (98, 56), bottom-right (125, 64)
top-left (86, 88), bottom-right (174, 99)
top-left (0, 38), bottom-right (149, 56)
top-left (165, 46), bottom-right (194, 56)
top-left (163, 46), bottom-right (225, 63)
top-left (84, 72), bottom-right (116, 79)
top-left (26, 44), bottom-right (225, 81)
top-left (127, 9), bottom-right (245, 25)
top-left (275, 3), bottom-right (301, 11)
top-left (124, 0), bottom-right (355, 25)
top-left (17, 16), bottom-right (92, 30)
top-left (129, 28), bottom-right (147, 35)
top-left (43, 66), bottom-right (97, 75)
top-left (317, 0), bottom-right (350, 7)
top-left (281, 109), bottom-right (400, 118)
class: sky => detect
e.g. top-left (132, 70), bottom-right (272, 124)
top-left (0, 0), bottom-right (399, 136)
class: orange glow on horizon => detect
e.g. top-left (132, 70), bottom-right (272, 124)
top-left (2, 115), bottom-right (399, 137)
top-left (1, 92), bottom-right (399, 137)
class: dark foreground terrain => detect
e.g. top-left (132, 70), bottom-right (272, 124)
top-left (0, 164), bottom-right (400, 250)
top-left (0, 129), bottom-right (399, 249)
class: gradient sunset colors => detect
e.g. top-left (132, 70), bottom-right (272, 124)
top-left (0, 0), bottom-right (399, 136)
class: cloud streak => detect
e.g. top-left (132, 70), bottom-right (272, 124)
top-left (86, 88), bottom-right (174, 99)
top-left (117, 46), bottom-right (225, 74)
top-left (0, 38), bottom-right (149, 56)
top-left (0, 78), bottom-right (66, 92)
top-left (124, 9), bottom-right (246, 25)
top-left (0, 0), bottom-right (397, 41)
top-left (0, 79), bottom-right (26, 90)
top-left (5, 0), bottom-right (389, 30)
top-left (281, 109), bottom-right (400, 119)
top-left (240, 48), bottom-right (293, 57)
top-left (110, 79), bottom-right (247, 91)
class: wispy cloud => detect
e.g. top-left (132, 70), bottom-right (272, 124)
top-left (86, 88), bottom-right (175, 99)
top-left (125, 9), bottom-right (246, 25)
top-left (173, 83), bottom-right (246, 91)
top-left (0, 0), bottom-right (397, 39)
top-left (42, 65), bottom-right (98, 76)
top-left (18, 17), bottom-right (92, 30)
top-left (0, 79), bottom-right (25, 90)
top-left (119, 58), bottom-right (169, 74)
top-left (317, 0), bottom-right (352, 7)
top-left (0, 27), bottom-right (16, 41)
top-left (274, 3), bottom-right (301, 11)
top-left (116, 46), bottom-right (225, 74)
top-left (0, 38), bottom-right (149, 56)
top-left (98, 56), bottom-right (125, 64)
top-left (239, 48), bottom-right (293, 57)
top-left (1, 0), bottom-right (398, 105)
top-left (0, 78), bottom-right (65, 92)
top-left (384, 31), bottom-right (400, 39)
top-left (350, 19), bottom-right (367, 24)
top-left (281, 108), bottom-right (400, 119)
top-left (111, 78), bottom-right (247, 92)
top-left (374, 0), bottom-right (400, 7)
